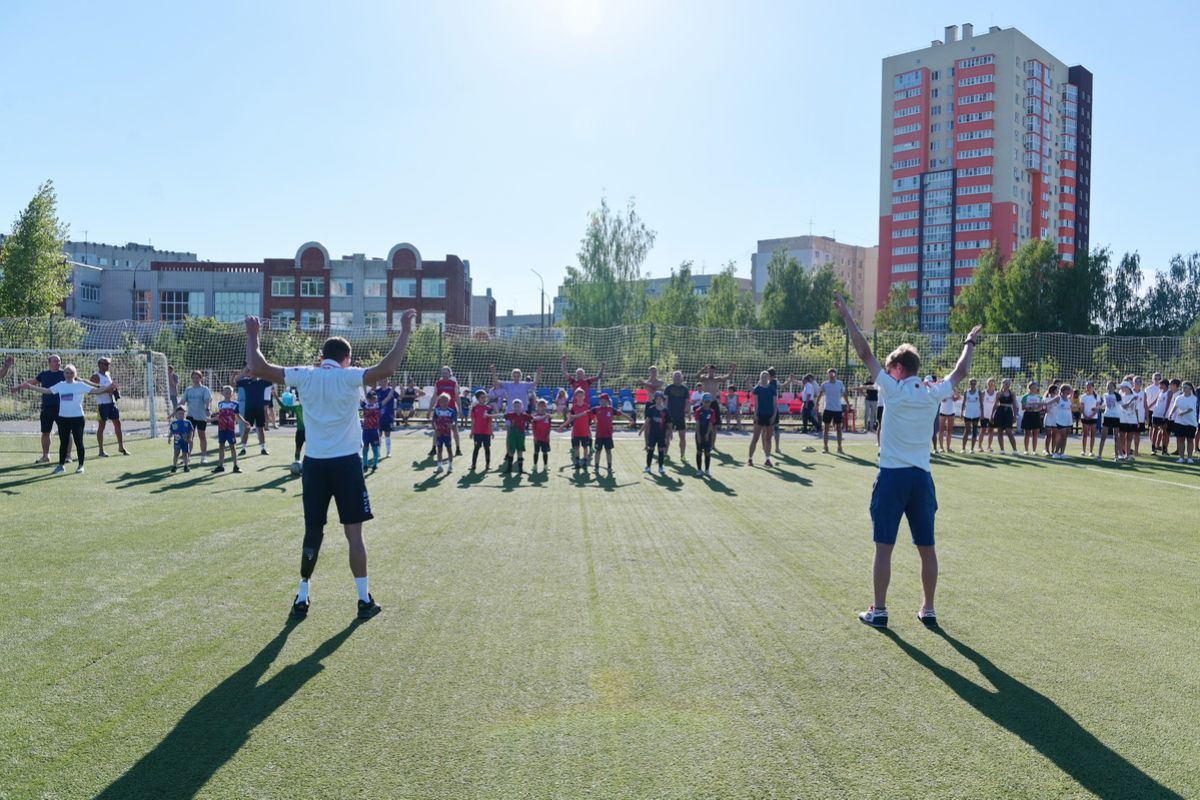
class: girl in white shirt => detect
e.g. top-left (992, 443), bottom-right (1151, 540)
top-left (936, 390), bottom-right (959, 453)
top-left (981, 378), bottom-right (998, 452)
top-left (1021, 382), bottom-right (1045, 456)
top-left (1167, 381), bottom-right (1197, 463)
top-left (1150, 379), bottom-right (1174, 455)
top-left (1079, 381), bottom-right (1100, 457)
top-left (1116, 382), bottom-right (1140, 462)
top-left (1131, 376), bottom-right (1146, 457)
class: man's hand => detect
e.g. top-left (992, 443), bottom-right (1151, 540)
top-left (3, 355), bottom-right (13, 368)
top-left (966, 324), bottom-right (983, 343)
top-left (245, 316), bottom-right (261, 336)
top-left (833, 293), bottom-right (850, 318)
top-left (398, 308), bottom-right (417, 332)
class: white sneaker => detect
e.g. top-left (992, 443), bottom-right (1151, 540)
top-left (704, 470), bottom-right (712, 477)
top-left (1188, 458), bottom-right (1196, 464)
top-left (434, 464), bottom-right (443, 474)
top-left (447, 462), bottom-right (453, 473)
top-left (1178, 458), bottom-right (1186, 464)
top-left (695, 469), bottom-right (704, 478)
top-left (52, 465), bottom-right (65, 475)
top-left (658, 467), bottom-right (666, 476)
top-left (858, 606), bottom-right (888, 628)
top-left (75, 465), bottom-right (85, 474)
top-left (643, 466), bottom-right (652, 474)
top-left (200, 455), bottom-right (208, 464)
top-left (917, 607), bottom-right (938, 627)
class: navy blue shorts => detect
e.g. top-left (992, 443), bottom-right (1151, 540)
top-left (218, 429), bottom-right (237, 446)
top-left (379, 415), bottom-right (394, 433)
top-left (362, 429), bottom-right (380, 445)
top-left (870, 467), bottom-right (938, 547)
top-left (302, 454), bottom-right (373, 532)
top-left (98, 403), bottom-right (120, 421)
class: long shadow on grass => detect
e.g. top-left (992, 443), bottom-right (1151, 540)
top-left (108, 467), bottom-right (172, 488)
top-left (94, 621), bottom-right (358, 800)
top-left (883, 628), bottom-right (1183, 800)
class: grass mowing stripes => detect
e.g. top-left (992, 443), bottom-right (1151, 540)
top-left (0, 431), bottom-right (1196, 799)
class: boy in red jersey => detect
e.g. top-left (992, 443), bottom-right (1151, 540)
top-left (360, 390), bottom-right (382, 472)
top-left (429, 366), bottom-right (463, 457)
top-left (210, 384), bottom-right (247, 473)
top-left (566, 387), bottom-right (593, 470)
top-left (431, 392), bottom-right (458, 474)
top-left (531, 398), bottom-right (554, 472)
top-left (566, 392), bottom-right (630, 475)
top-left (469, 389), bottom-right (497, 472)
top-left (503, 398), bottom-right (534, 474)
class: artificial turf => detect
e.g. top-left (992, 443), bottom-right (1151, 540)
top-left (0, 430), bottom-right (1196, 799)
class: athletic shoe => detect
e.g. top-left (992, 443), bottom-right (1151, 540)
top-left (357, 594), bottom-right (382, 621)
top-left (239, 448), bottom-right (247, 456)
top-left (1178, 458), bottom-right (1186, 464)
top-left (183, 465), bottom-right (190, 473)
top-left (290, 595), bottom-right (310, 620)
top-left (171, 465), bottom-right (177, 473)
top-left (1188, 458), bottom-right (1196, 464)
top-left (858, 606), bottom-right (888, 628)
top-left (261, 448), bottom-right (269, 456)
top-left (200, 455), bottom-right (208, 464)
top-left (213, 465), bottom-right (225, 473)
top-left (917, 608), bottom-right (938, 627)
top-left (695, 468), bottom-right (704, 478)
top-left (434, 465), bottom-right (443, 474)
top-left (643, 466), bottom-right (652, 474)
top-left (97, 451), bottom-right (109, 458)
top-left (232, 466), bottom-right (242, 473)
top-left (658, 466), bottom-right (666, 476)
top-left (746, 459), bottom-right (754, 466)
top-left (52, 465), bottom-right (65, 475)
top-left (447, 462), bottom-right (454, 473)
top-left (455, 448), bottom-right (463, 457)
top-left (764, 459), bottom-right (773, 467)
top-left (75, 465), bottom-right (85, 474)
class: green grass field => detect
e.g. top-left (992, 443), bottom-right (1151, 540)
top-left (1, 429), bottom-right (1197, 800)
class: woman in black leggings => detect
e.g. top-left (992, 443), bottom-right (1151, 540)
top-left (18, 363), bottom-right (117, 474)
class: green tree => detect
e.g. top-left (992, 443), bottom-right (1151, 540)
top-left (985, 239), bottom-right (1060, 333)
top-left (1104, 252), bottom-right (1145, 335)
top-left (949, 248), bottom-right (999, 333)
top-left (647, 262), bottom-right (702, 327)
top-left (0, 181), bottom-right (72, 317)
top-left (1141, 253), bottom-right (1200, 335)
top-left (1051, 247), bottom-right (1108, 334)
top-left (872, 284), bottom-right (917, 331)
top-left (561, 197), bottom-right (655, 327)
top-left (759, 250), bottom-right (844, 330)
top-left (701, 262), bottom-right (757, 329)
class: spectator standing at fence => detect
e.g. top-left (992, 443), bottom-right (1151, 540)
top-left (183, 370), bottom-right (214, 464)
top-left (11, 354), bottom-right (69, 464)
top-left (167, 365), bottom-right (180, 413)
top-left (0, 355), bottom-right (13, 382)
top-left (698, 363), bottom-right (734, 443)
top-left (16, 363), bottom-right (117, 475)
top-left (640, 366), bottom-right (664, 412)
top-left (562, 355), bottom-right (605, 395)
top-left (244, 309), bottom-right (415, 622)
top-left (818, 369), bottom-right (849, 455)
top-left (90, 357), bottom-right (129, 457)
top-left (835, 293), bottom-right (981, 629)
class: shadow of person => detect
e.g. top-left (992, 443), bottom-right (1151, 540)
top-left (95, 622), bottom-right (358, 800)
top-left (882, 628), bottom-right (1183, 800)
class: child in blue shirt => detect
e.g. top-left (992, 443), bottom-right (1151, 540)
top-left (169, 405), bottom-right (195, 473)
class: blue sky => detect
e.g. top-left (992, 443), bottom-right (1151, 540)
top-left (1, 1), bottom-right (1193, 313)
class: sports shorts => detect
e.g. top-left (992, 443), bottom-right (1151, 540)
top-left (40, 407), bottom-right (59, 434)
top-left (1081, 418), bottom-right (1097, 426)
top-left (435, 435), bottom-right (452, 448)
top-left (571, 435), bottom-right (593, 449)
top-left (1020, 412), bottom-right (1042, 431)
top-left (1118, 422), bottom-right (1138, 433)
top-left (1171, 423), bottom-right (1197, 438)
top-left (595, 436), bottom-right (613, 451)
top-left (187, 416), bottom-right (207, 432)
top-left (963, 416), bottom-right (980, 430)
top-left (362, 429), bottom-right (380, 445)
top-left (670, 412), bottom-right (686, 432)
top-left (218, 429), bottom-right (237, 446)
top-left (301, 454), bottom-right (373, 531)
top-left (379, 416), bottom-right (394, 433)
top-left (473, 433), bottom-right (492, 445)
top-left (174, 440), bottom-right (190, 453)
top-left (243, 406), bottom-right (266, 428)
top-left (98, 403), bottom-right (121, 421)
top-left (506, 428), bottom-right (527, 452)
top-left (755, 413), bottom-right (773, 428)
top-left (534, 440), bottom-right (550, 454)
top-left (823, 409), bottom-right (844, 425)
top-left (870, 467), bottom-right (937, 547)
top-left (646, 435), bottom-right (667, 450)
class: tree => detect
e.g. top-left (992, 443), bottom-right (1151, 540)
top-left (701, 262), bottom-right (757, 329)
top-left (873, 284), bottom-right (917, 331)
top-left (561, 197), bottom-right (656, 327)
top-left (1051, 247), bottom-right (1108, 334)
top-left (949, 247), bottom-right (1000, 334)
top-left (1104, 252), bottom-right (1145, 335)
top-left (1141, 253), bottom-right (1200, 336)
top-left (0, 181), bottom-right (72, 317)
top-left (647, 262), bottom-right (702, 327)
top-left (986, 239), bottom-right (1061, 333)
top-left (759, 250), bottom-right (845, 330)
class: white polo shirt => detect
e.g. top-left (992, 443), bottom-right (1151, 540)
top-left (876, 372), bottom-right (954, 472)
top-left (283, 360), bottom-right (367, 459)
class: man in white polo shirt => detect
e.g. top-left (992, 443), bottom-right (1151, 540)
top-left (817, 368), bottom-right (849, 454)
top-left (244, 309), bottom-right (416, 622)
top-left (833, 293), bottom-right (981, 629)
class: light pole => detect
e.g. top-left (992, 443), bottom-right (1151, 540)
top-left (531, 269), bottom-right (545, 330)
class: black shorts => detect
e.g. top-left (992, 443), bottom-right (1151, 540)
top-left (572, 435), bottom-right (592, 449)
top-left (1020, 412), bottom-right (1042, 431)
top-left (595, 436), bottom-right (614, 451)
top-left (695, 431), bottom-right (713, 452)
top-left (1102, 417), bottom-right (1120, 432)
top-left (823, 409), bottom-right (844, 425)
top-left (646, 436), bottom-right (667, 450)
top-left (1137, 422), bottom-right (1147, 433)
top-left (1172, 423), bottom-right (1197, 438)
top-left (301, 454), bottom-right (373, 532)
top-left (40, 407), bottom-right (58, 434)
top-left (473, 433), bottom-right (492, 445)
top-left (979, 417), bottom-right (990, 428)
top-left (187, 416), bottom-right (207, 432)
top-left (963, 417), bottom-right (980, 430)
top-left (939, 413), bottom-right (955, 419)
top-left (877, 406), bottom-right (885, 422)
top-left (379, 417), bottom-right (394, 433)
top-left (1152, 416), bottom-right (1167, 426)
top-left (98, 403), bottom-right (120, 421)
top-left (755, 414), bottom-right (773, 428)
top-left (1118, 422), bottom-right (1138, 434)
top-left (1081, 418), bottom-right (1097, 426)
top-left (244, 406), bottom-right (266, 428)
top-left (534, 440), bottom-right (550, 454)
top-left (670, 412), bottom-right (686, 432)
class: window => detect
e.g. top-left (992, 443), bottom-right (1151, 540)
top-left (329, 311), bottom-right (354, 329)
top-left (894, 87), bottom-right (922, 101)
top-left (957, 202), bottom-right (993, 219)
top-left (892, 158), bottom-right (921, 170)
top-left (957, 55), bottom-right (994, 69)
top-left (892, 228), bottom-right (919, 239)
top-left (271, 310), bottom-right (295, 327)
top-left (894, 105), bottom-right (922, 119)
top-left (132, 290), bottom-right (151, 321)
top-left (364, 312), bottom-right (387, 329)
top-left (99, 257), bottom-right (109, 266)
top-left (421, 311), bottom-right (446, 327)
top-left (958, 92), bottom-right (994, 106)
top-left (892, 210), bottom-right (919, 222)
top-left (893, 123), bottom-right (922, 136)
top-left (331, 278), bottom-right (353, 297)
top-left (213, 292), bottom-right (260, 322)
top-left (958, 147), bottom-right (993, 159)
top-left (79, 283), bottom-right (101, 303)
top-left (957, 166), bottom-right (993, 177)
top-left (894, 70), bottom-right (922, 91)
top-left (300, 310), bottom-right (324, 330)
top-left (364, 278), bottom-right (387, 297)
top-left (893, 192), bottom-right (920, 204)
top-left (422, 278), bottom-right (447, 298)
top-left (300, 277), bottom-right (325, 297)
top-left (892, 246), bottom-right (919, 256)
top-left (956, 184), bottom-right (993, 196)
top-left (271, 277), bottom-right (294, 297)
top-left (160, 290), bottom-right (204, 322)
top-left (392, 278), bottom-right (417, 297)
top-left (894, 140), bottom-right (921, 153)
top-left (891, 262), bottom-right (918, 274)
top-left (957, 129), bottom-right (993, 141)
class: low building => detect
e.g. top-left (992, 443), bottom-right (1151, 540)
top-left (551, 271), bottom-right (754, 325)
top-left (751, 235), bottom-right (879, 330)
top-left (471, 288), bottom-right (498, 330)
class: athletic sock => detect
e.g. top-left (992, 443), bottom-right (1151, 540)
top-left (297, 579), bottom-right (310, 603)
top-left (355, 577), bottom-right (370, 603)
top-left (386, 439), bottom-right (392, 456)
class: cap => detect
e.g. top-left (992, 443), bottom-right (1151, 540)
top-left (1119, 381), bottom-right (1133, 390)
top-left (654, 390), bottom-right (665, 398)
top-left (599, 392), bottom-right (610, 400)
top-left (702, 392), bottom-right (713, 402)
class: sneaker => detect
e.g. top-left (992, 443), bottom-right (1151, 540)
top-left (643, 466), bottom-right (652, 474)
top-left (447, 462), bottom-right (454, 473)
top-left (1188, 458), bottom-right (1196, 464)
top-left (233, 466), bottom-right (243, 473)
top-left (261, 448), bottom-right (269, 456)
top-left (200, 455), bottom-right (208, 464)
top-left (858, 606), bottom-right (888, 628)
top-left (917, 608), bottom-right (938, 628)
top-left (658, 466), bottom-right (666, 476)
top-left (75, 465), bottom-right (85, 474)
top-left (183, 465), bottom-right (190, 473)
top-left (239, 448), bottom-right (247, 456)
top-left (171, 465), bottom-right (178, 473)
top-left (97, 451), bottom-right (109, 458)
top-left (764, 458), bottom-right (773, 467)
top-left (746, 459), bottom-right (754, 467)
top-left (434, 465), bottom-right (443, 475)
top-left (52, 465), bottom-right (66, 475)
top-left (705, 470), bottom-right (712, 477)
top-left (357, 594), bottom-right (382, 621)
top-left (695, 468), bottom-right (704, 478)
top-left (290, 595), bottom-right (310, 620)
top-left (213, 465), bottom-right (226, 473)
top-left (455, 449), bottom-right (463, 457)
top-left (35, 456), bottom-right (49, 464)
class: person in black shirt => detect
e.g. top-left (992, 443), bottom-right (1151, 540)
top-left (747, 370), bottom-right (777, 467)
top-left (11, 354), bottom-right (69, 463)
top-left (236, 369), bottom-right (273, 456)
top-left (663, 371), bottom-right (691, 464)
top-left (643, 392), bottom-right (670, 475)
top-left (693, 394), bottom-right (717, 477)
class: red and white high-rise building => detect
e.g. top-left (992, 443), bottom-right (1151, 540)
top-left (878, 24), bottom-right (1092, 332)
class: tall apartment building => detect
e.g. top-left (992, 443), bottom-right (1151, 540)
top-left (878, 24), bottom-right (1093, 332)
top-left (751, 235), bottom-right (879, 330)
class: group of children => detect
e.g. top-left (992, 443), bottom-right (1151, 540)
top-left (167, 384), bottom-right (249, 473)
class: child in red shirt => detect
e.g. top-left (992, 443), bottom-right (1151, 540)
top-left (531, 398), bottom-right (554, 472)
top-left (503, 398), bottom-right (534, 474)
top-left (565, 388), bottom-right (593, 470)
top-left (567, 392), bottom-right (630, 475)
top-left (469, 389), bottom-right (501, 472)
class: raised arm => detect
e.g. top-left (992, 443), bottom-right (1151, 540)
top-left (560, 355), bottom-right (571, 382)
top-left (833, 293), bottom-right (881, 380)
top-left (19, 383), bottom-right (52, 395)
top-left (944, 325), bottom-right (983, 386)
top-left (532, 366), bottom-right (543, 393)
top-left (364, 309), bottom-right (417, 385)
top-left (244, 316), bottom-right (287, 385)
top-left (88, 381), bottom-right (119, 395)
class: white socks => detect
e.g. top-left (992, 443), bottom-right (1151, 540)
top-left (297, 579), bottom-right (310, 603)
top-left (386, 439), bottom-right (392, 456)
top-left (355, 576), bottom-right (370, 603)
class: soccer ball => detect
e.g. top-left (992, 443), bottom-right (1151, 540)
top-left (281, 391), bottom-right (296, 407)
top-left (290, 460), bottom-right (303, 476)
